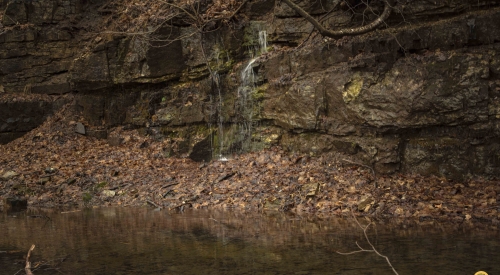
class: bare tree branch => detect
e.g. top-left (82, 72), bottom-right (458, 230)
top-left (25, 244), bottom-right (35, 275)
top-left (281, 0), bottom-right (394, 38)
top-left (336, 213), bottom-right (399, 275)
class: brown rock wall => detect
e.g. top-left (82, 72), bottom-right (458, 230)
top-left (2, 0), bottom-right (500, 179)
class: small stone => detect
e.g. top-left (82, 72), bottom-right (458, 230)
top-left (1, 171), bottom-right (19, 180)
top-left (39, 176), bottom-right (51, 185)
top-left (357, 195), bottom-right (374, 211)
top-left (75, 122), bottom-right (86, 135)
top-left (44, 167), bottom-right (57, 174)
top-left (101, 190), bottom-right (116, 198)
top-left (302, 182), bottom-right (319, 197)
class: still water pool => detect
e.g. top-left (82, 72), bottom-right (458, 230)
top-left (0, 208), bottom-right (498, 275)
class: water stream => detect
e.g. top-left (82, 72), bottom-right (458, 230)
top-left (233, 30), bottom-right (268, 156)
top-left (212, 30), bottom-right (268, 160)
top-left (1, 208), bottom-right (498, 275)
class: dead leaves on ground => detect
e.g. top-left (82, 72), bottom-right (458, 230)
top-left (0, 103), bottom-right (499, 227)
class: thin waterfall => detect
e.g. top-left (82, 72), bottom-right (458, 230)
top-left (234, 30), bottom-right (267, 155)
top-left (212, 70), bottom-right (227, 161)
top-left (211, 30), bottom-right (267, 161)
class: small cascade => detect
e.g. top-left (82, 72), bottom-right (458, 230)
top-left (209, 29), bottom-right (268, 161)
top-left (233, 30), bottom-right (268, 155)
top-left (235, 59), bottom-right (256, 153)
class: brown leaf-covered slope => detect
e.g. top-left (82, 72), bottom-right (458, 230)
top-left (0, 98), bottom-right (499, 225)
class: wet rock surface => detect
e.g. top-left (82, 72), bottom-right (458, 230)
top-left (3, 196), bottom-right (28, 211)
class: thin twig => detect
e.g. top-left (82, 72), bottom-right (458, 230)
top-left (146, 199), bottom-right (162, 209)
top-left (336, 213), bottom-right (399, 275)
top-left (228, 0), bottom-right (250, 21)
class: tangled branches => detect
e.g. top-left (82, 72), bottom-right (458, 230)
top-left (99, 0), bottom-right (249, 44)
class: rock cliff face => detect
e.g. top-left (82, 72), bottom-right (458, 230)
top-left (1, 0), bottom-right (500, 179)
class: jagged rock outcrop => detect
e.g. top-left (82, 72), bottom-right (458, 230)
top-left (1, 0), bottom-right (500, 179)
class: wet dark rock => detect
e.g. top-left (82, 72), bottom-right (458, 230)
top-left (189, 134), bottom-right (213, 163)
top-left (3, 197), bottom-right (28, 211)
top-left (0, 100), bottom-right (62, 144)
top-left (44, 167), bottom-right (56, 174)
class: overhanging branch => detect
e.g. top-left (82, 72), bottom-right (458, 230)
top-left (281, 0), bottom-right (393, 38)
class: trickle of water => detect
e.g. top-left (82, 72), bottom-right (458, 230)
top-left (239, 58), bottom-right (256, 97)
top-left (214, 29), bottom-right (268, 161)
top-left (259, 30), bottom-right (267, 54)
top-left (232, 30), bottom-right (268, 156)
top-left (213, 71), bottom-right (225, 157)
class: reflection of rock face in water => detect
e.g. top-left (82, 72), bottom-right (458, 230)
top-left (1, 208), bottom-right (500, 274)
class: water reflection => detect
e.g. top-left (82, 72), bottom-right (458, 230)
top-left (0, 208), bottom-right (498, 275)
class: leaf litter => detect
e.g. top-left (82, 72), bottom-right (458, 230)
top-left (0, 100), bottom-right (499, 228)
